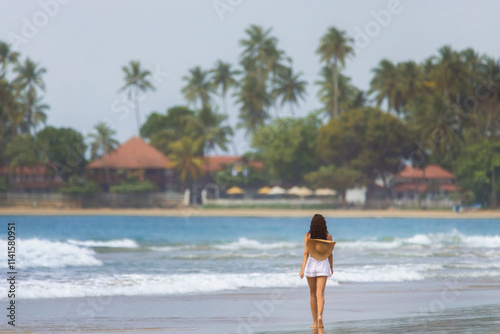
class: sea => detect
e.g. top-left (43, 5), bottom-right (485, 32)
top-left (1, 215), bottom-right (500, 333)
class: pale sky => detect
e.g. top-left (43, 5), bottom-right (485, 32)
top-left (1, 0), bottom-right (499, 155)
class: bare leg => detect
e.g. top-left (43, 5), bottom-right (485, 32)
top-left (316, 276), bottom-right (328, 328)
top-left (306, 277), bottom-right (317, 328)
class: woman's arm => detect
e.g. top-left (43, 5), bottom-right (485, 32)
top-left (299, 233), bottom-right (310, 279)
top-left (327, 233), bottom-right (333, 274)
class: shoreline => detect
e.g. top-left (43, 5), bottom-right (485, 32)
top-left (1, 207), bottom-right (500, 218)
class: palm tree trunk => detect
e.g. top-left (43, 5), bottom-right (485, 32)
top-left (492, 162), bottom-right (497, 208)
top-left (332, 58), bottom-right (339, 118)
top-left (134, 86), bottom-right (141, 135)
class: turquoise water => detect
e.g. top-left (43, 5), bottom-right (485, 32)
top-left (1, 216), bottom-right (500, 299)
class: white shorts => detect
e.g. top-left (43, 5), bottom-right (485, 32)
top-left (304, 256), bottom-right (332, 278)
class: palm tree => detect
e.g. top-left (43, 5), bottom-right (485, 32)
top-left (186, 106), bottom-right (233, 155)
top-left (317, 66), bottom-right (361, 116)
top-left (428, 46), bottom-right (468, 104)
top-left (239, 25), bottom-right (277, 84)
top-left (272, 68), bottom-right (307, 115)
top-left (13, 58), bottom-right (46, 93)
top-left (19, 89), bottom-right (48, 134)
top-left (88, 122), bottom-right (119, 191)
top-left (368, 59), bottom-right (399, 113)
top-left (236, 74), bottom-right (271, 136)
top-left (120, 61), bottom-right (155, 135)
top-left (181, 66), bottom-right (214, 109)
top-left (316, 27), bottom-right (354, 118)
top-left (168, 137), bottom-right (204, 187)
top-left (0, 42), bottom-right (19, 79)
top-left (210, 60), bottom-right (239, 117)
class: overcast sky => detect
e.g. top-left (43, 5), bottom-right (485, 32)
top-left (1, 0), bottom-right (499, 155)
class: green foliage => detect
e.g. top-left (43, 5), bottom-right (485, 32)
top-left (305, 165), bottom-right (362, 199)
top-left (462, 190), bottom-right (476, 205)
top-left (251, 112), bottom-right (321, 183)
top-left (59, 177), bottom-right (102, 195)
top-left (456, 140), bottom-right (500, 204)
top-left (317, 107), bottom-right (414, 183)
top-left (0, 177), bottom-right (7, 192)
top-left (36, 126), bottom-right (87, 181)
top-left (109, 175), bottom-right (157, 193)
top-left (5, 134), bottom-right (41, 169)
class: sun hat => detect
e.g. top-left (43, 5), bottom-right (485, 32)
top-left (306, 239), bottom-right (336, 261)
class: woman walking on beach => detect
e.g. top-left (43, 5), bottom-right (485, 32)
top-left (299, 214), bottom-right (335, 329)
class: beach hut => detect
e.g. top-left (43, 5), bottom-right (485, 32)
top-left (296, 187), bottom-right (313, 197)
top-left (315, 188), bottom-right (337, 196)
top-left (257, 186), bottom-right (271, 194)
top-left (226, 186), bottom-right (244, 195)
top-left (286, 186), bottom-right (302, 195)
top-left (268, 186), bottom-right (286, 195)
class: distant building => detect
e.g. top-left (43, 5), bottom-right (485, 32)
top-left (393, 165), bottom-right (459, 200)
top-left (0, 165), bottom-right (63, 192)
top-left (86, 136), bottom-right (175, 191)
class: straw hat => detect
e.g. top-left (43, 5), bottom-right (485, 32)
top-left (306, 239), bottom-right (336, 261)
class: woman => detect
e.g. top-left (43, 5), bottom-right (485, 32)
top-left (299, 214), bottom-right (334, 329)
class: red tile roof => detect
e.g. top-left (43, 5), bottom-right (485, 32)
top-left (203, 156), bottom-right (264, 172)
top-left (87, 136), bottom-right (171, 169)
top-left (394, 183), bottom-right (460, 193)
top-left (398, 165), bottom-right (455, 179)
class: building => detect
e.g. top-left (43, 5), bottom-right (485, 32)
top-left (0, 165), bottom-right (63, 192)
top-left (393, 165), bottom-right (459, 200)
top-left (86, 136), bottom-right (175, 191)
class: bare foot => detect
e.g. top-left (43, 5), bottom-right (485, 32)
top-left (317, 318), bottom-right (324, 328)
top-left (310, 323), bottom-right (317, 328)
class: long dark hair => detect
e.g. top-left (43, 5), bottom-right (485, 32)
top-left (308, 214), bottom-right (328, 240)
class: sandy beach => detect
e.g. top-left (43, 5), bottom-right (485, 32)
top-left (1, 207), bottom-right (500, 218)
top-left (8, 282), bottom-right (500, 333)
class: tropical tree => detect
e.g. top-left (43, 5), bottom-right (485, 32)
top-left (168, 137), bottom-right (204, 187)
top-left (88, 122), bottom-right (119, 191)
top-left (368, 59), bottom-right (399, 114)
top-left (236, 74), bottom-right (271, 136)
top-left (305, 165), bottom-right (363, 201)
top-left (251, 113), bottom-right (321, 182)
top-left (316, 66), bottom-right (361, 116)
top-left (0, 42), bottom-right (19, 79)
top-left (210, 60), bottom-right (239, 117)
top-left (181, 66), bottom-right (214, 109)
top-left (316, 27), bottom-right (354, 118)
top-left (19, 88), bottom-right (48, 134)
top-left (120, 61), bottom-right (155, 134)
top-left (88, 122), bottom-right (119, 160)
top-left (13, 58), bottom-right (46, 93)
top-left (186, 106), bottom-right (233, 155)
top-left (272, 67), bottom-right (307, 115)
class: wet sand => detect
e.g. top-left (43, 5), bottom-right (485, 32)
top-left (1, 207), bottom-right (500, 218)
top-left (9, 280), bottom-right (500, 333)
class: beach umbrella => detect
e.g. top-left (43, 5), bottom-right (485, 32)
top-left (286, 186), bottom-right (302, 195)
top-left (257, 186), bottom-right (271, 194)
top-left (226, 186), bottom-right (244, 195)
top-left (268, 186), bottom-right (286, 195)
top-left (296, 186), bottom-right (313, 197)
top-left (315, 188), bottom-right (337, 196)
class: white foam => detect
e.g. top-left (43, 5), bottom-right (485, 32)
top-left (214, 237), bottom-right (299, 251)
top-left (15, 272), bottom-right (311, 299)
top-left (67, 238), bottom-right (139, 248)
top-left (463, 235), bottom-right (500, 248)
top-left (0, 238), bottom-right (102, 269)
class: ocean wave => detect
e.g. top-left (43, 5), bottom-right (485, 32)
top-left (67, 238), bottom-right (139, 248)
top-left (150, 237), bottom-right (299, 252)
top-left (0, 238), bottom-right (102, 269)
top-left (13, 264), bottom-right (439, 299)
top-left (213, 237), bottom-right (299, 251)
top-left (341, 229), bottom-right (500, 250)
